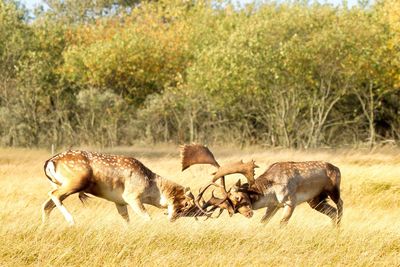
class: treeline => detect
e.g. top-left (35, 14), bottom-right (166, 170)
top-left (0, 0), bottom-right (399, 148)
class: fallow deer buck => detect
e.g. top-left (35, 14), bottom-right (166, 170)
top-left (42, 150), bottom-right (203, 225)
top-left (182, 144), bottom-right (343, 226)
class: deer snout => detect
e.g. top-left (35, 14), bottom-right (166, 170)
top-left (244, 210), bottom-right (254, 218)
top-left (237, 205), bottom-right (253, 218)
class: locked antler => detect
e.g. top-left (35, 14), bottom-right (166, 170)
top-left (180, 144), bottom-right (258, 218)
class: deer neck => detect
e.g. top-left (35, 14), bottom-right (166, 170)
top-left (155, 176), bottom-right (185, 204)
top-left (251, 178), bottom-right (274, 194)
top-left (246, 179), bottom-right (278, 209)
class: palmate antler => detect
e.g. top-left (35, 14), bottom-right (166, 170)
top-left (212, 160), bottom-right (258, 186)
top-left (180, 144), bottom-right (258, 218)
top-left (180, 144), bottom-right (220, 171)
top-left (180, 144), bottom-right (225, 217)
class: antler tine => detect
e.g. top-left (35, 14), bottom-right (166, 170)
top-left (180, 144), bottom-right (235, 215)
top-left (212, 160), bottom-right (259, 186)
top-left (180, 144), bottom-right (220, 171)
top-left (195, 183), bottom-right (228, 216)
top-left (199, 190), bottom-right (228, 219)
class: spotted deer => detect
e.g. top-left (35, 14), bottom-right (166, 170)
top-left (42, 150), bottom-right (202, 225)
top-left (182, 144), bottom-right (343, 227)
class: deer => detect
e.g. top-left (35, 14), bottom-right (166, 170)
top-left (181, 144), bottom-right (343, 227)
top-left (42, 149), bottom-right (205, 226)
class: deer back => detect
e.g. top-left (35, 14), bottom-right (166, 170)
top-left (45, 150), bottom-right (157, 193)
top-left (253, 161), bottom-right (340, 198)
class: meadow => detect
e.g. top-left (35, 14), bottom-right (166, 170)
top-left (0, 146), bottom-right (399, 266)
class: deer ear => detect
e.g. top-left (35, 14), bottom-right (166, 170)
top-left (184, 187), bottom-right (194, 198)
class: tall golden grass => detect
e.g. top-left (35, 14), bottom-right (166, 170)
top-left (0, 146), bottom-right (399, 266)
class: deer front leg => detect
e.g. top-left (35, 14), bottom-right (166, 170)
top-left (122, 193), bottom-right (151, 221)
top-left (280, 203), bottom-right (296, 227)
top-left (260, 205), bottom-right (279, 224)
top-left (115, 204), bottom-right (130, 223)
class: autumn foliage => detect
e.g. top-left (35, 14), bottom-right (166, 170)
top-left (0, 0), bottom-right (399, 148)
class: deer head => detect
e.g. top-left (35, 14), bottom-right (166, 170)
top-left (227, 180), bottom-right (254, 218)
top-left (181, 144), bottom-right (258, 218)
top-left (171, 187), bottom-right (201, 218)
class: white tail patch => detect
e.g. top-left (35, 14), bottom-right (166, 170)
top-left (46, 161), bottom-right (65, 185)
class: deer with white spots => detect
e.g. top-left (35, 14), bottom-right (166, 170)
top-left (42, 150), bottom-right (202, 225)
top-left (228, 161), bottom-right (344, 227)
top-left (183, 144), bottom-right (344, 227)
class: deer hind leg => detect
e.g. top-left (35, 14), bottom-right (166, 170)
top-left (48, 183), bottom-right (82, 226)
top-left (308, 193), bottom-right (337, 225)
top-left (42, 181), bottom-right (59, 223)
top-left (260, 205), bottom-right (279, 224)
top-left (327, 187), bottom-right (343, 226)
top-left (115, 204), bottom-right (130, 223)
top-left (43, 191), bottom-right (87, 224)
top-left (122, 193), bottom-right (150, 221)
top-left (42, 198), bottom-right (56, 223)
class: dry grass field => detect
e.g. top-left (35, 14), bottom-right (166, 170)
top-left (0, 145), bottom-right (399, 266)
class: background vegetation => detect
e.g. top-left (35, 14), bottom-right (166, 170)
top-left (1, 0), bottom-right (399, 148)
top-left (0, 146), bottom-right (399, 266)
